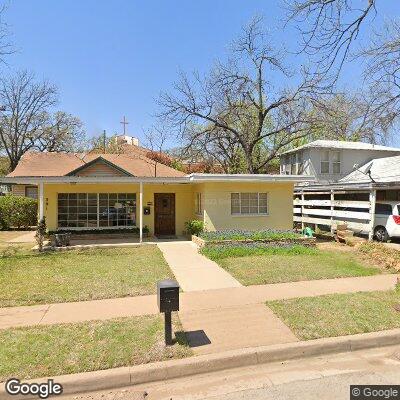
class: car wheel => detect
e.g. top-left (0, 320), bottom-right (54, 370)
top-left (374, 226), bottom-right (389, 242)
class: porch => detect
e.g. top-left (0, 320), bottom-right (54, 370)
top-left (36, 178), bottom-right (195, 243)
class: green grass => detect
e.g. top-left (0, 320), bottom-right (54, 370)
top-left (205, 247), bottom-right (380, 285)
top-left (268, 288), bottom-right (400, 340)
top-left (0, 315), bottom-right (192, 381)
top-left (201, 244), bottom-right (317, 260)
top-left (0, 245), bottom-right (174, 307)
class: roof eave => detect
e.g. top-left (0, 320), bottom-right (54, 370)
top-left (1, 174), bottom-right (316, 185)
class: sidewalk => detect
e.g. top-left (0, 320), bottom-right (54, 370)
top-left (0, 274), bottom-right (397, 330)
top-left (157, 241), bottom-right (242, 291)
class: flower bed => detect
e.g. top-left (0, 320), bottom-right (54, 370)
top-left (192, 229), bottom-right (315, 248)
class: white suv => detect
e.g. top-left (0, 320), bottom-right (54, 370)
top-left (374, 201), bottom-right (400, 242)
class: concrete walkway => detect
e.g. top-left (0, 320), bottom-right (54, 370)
top-left (7, 231), bottom-right (36, 243)
top-left (0, 274), bottom-right (397, 331)
top-left (157, 241), bottom-right (242, 291)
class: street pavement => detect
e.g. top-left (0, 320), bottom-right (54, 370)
top-left (60, 344), bottom-right (400, 400)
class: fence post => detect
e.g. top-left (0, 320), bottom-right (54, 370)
top-left (301, 191), bottom-right (305, 231)
top-left (330, 190), bottom-right (335, 234)
top-left (368, 189), bottom-right (376, 241)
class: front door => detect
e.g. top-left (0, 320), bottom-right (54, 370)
top-left (154, 193), bottom-right (175, 236)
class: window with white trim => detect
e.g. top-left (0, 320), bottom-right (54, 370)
top-left (320, 150), bottom-right (330, 174)
top-left (231, 193), bottom-right (268, 215)
top-left (195, 192), bottom-right (202, 215)
top-left (331, 151), bottom-right (341, 174)
top-left (58, 193), bottom-right (136, 228)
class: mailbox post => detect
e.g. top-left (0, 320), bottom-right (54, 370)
top-left (157, 279), bottom-right (180, 345)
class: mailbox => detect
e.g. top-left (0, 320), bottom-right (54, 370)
top-left (157, 279), bottom-right (180, 313)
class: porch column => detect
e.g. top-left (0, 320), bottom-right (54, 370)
top-left (38, 182), bottom-right (44, 221)
top-left (368, 189), bottom-right (376, 241)
top-left (139, 182), bottom-right (143, 243)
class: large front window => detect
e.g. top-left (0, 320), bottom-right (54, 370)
top-left (231, 193), bottom-right (268, 215)
top-left (58, 193), bottom-right (136, 229)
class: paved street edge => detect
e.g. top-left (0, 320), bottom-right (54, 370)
top-left (2, 328), bottom-right (400, 399)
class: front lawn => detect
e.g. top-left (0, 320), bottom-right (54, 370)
top-left (202, 245), bottom-right (381, 285)
top-left (0, 315), bottom-right (191, 381)
top-left (0, 245), bottom-right (174, 307)
top-left (268, 287), bottom-right (400, 340)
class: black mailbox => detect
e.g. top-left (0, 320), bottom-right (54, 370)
top-left (157, 279), bottom-right (179, 313)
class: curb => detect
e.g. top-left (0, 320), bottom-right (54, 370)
top-left (1, 328), bottom-right (400, 399)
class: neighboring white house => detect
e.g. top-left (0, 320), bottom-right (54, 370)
top-left (293, 153), bottom-right (400, 240)
top-left (280, 140), bottom-right (400, 184)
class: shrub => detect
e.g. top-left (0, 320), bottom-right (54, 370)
top-left (0, 195), bottom-right (38, 229)
top-left (185, 220), bottom-right (204, 236)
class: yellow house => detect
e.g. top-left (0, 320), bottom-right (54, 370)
top-left (4, 152), bottom-right (312, 239)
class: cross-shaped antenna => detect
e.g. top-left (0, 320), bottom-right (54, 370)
top-left (120, 116), bottom-right (129, 135)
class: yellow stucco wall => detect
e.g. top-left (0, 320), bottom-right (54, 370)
top-left (199, 182), bottom-right (293, 231)
top-left (43, 181), bottom-right (294, 233)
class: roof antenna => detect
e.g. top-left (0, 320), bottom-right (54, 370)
top-left (352, 163), bottom-right (376, 183)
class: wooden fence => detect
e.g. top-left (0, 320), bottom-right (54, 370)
top-left (293, 190), bottom-right (376, 240)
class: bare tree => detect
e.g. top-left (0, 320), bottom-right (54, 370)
top-left (0, 5), bottom-right (14, 66)
top-left (0, 71), bottom-right (85, 171)
top-left (306, 91), bottom-right (395, 144)
top-left (158, 16), bottom-right (320, 174)
top-left (34, 111), bottom-right (85, 152)
top-left (286, 0), bottom-right (377, 79)
top-left (361, 20), bottom-right (400, 125)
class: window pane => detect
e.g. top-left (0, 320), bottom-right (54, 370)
top-left (259, 205), bottom-right (268, 214)
top-left (375, 203), bottom-right (393, 215)
top-left (332, 162), bottom-right (340, 174)
top-left (321, 161), bottom-right (329, 174)
top-left (331, 151), bottom-right (340, 162)
top-left (231, 205), bottom-right (240, 214)
top-left (321, 151), bottom-right (329, 161)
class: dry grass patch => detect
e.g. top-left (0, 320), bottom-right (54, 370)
top-left (357, 243), bottom-right (400, 272)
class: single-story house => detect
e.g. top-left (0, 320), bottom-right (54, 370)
top-left (3, 152), bottom-right (312, 240)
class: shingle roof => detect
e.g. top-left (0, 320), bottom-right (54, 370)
top-left (339, 155), bottom-right (400, 184)
top-left (7, 152), bottom-right (186, 178)
top-left (281, 140), bottom-right (400, 155)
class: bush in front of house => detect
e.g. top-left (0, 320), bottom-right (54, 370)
top-left (0, 195), bottom-right (38, 229)
top-left (185, 220), bottom-right (204, 236)
top-left (199, 229), bottom-right (301, 242)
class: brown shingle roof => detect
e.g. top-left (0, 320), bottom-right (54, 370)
top-left (7, 152), bottom-right (186, 178)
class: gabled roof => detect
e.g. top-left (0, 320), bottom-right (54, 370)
top-left (339, 155), bottom-right (400, 184)
top-left (66, 156), bottom-right (134, 177)
top-left (7, 152), bottom-right (186, 178)
top-left (280, 140), bottom-right (400, 156)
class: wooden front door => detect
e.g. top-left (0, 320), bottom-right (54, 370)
top-left (154, 193), bottom-right (175, 236)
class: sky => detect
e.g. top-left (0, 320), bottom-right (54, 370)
top-left (2, 0), bottom-right (400, 147)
